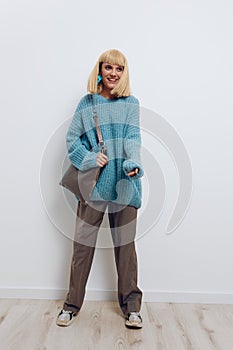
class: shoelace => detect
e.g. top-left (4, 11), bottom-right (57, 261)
top-left (59, 310), bottom-right (73, 320)
top-left (129, 312), bottom-right (141, 321)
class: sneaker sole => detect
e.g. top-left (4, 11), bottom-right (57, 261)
top-left (125, 321), bottom-right (143, 329)
top-left (56, 319), bottom-right (73, 327)
top-left (56, 316), bottom-right (76, 327)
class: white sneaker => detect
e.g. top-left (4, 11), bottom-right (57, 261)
top-left (56, 309), bottom-right (77, 327)
top-left (125, 312), bottom-right (143, 329)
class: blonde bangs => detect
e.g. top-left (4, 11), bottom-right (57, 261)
top-left (87, 49), bottom-right (131, 97)
top-left (99, 49), bottom-right (126, 68)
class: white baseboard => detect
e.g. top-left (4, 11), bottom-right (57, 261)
top-left (0, 288), bottom-right (67, 300)
top-left (0, 288), bottom-right (117, 301)
top-left (143, 290), bottom-right (233, 304)
top-left (0, 288), bottom-right (233, 304)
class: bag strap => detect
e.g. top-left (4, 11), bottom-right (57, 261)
top-left (91, 94), bottom-right (107, 154)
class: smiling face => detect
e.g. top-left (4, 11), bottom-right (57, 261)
top-left (100, 62), bottom-right (124, 98)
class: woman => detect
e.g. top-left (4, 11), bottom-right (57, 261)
top-left (57, 49), bottom-right (144, 329)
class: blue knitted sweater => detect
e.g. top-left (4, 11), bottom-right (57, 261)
top-left (66, 93), bottom-right (144, 208)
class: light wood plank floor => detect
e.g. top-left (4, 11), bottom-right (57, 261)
top-left (0, 299), bottom-right (233, 350)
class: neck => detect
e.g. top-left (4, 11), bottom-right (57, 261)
top-left (100, 87), bottom-right (114, 99)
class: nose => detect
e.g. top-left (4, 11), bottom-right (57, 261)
top-left (110, 68), bottom-right (117, 76)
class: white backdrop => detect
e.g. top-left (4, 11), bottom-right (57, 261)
top-left (0, 0), bottom-right (233, 303)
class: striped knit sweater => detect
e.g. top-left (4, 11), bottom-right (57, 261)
top-left (66, 93), bottom-right (144, 208)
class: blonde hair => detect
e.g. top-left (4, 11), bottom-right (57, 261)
top-left (87, 49), bottom-right (131, 97)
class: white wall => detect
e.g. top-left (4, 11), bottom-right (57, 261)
top-left (1, 0), bottom-right (233, 303)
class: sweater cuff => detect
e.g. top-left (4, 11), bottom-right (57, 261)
top-left (79, 151), bottom-right (99, 171)
top-left (123, 159), bottom-right (144, 179)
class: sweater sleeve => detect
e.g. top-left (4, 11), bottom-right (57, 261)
top-left (66, 105), bottom-right (99, 171)
top-left (123, 98), bottom-right (144, 179)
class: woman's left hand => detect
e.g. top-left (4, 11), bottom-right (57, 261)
top-left (127, 168), bottom-right (139, 177)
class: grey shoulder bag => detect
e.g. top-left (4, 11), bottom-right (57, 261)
top-left (59, 94), bottom-right (107, 202)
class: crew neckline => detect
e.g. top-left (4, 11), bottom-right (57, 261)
top-left (94, 93), bottom-right (117, 101)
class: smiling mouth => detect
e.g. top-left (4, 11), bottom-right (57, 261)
top-left (108, 78), bottom-right (118, 82)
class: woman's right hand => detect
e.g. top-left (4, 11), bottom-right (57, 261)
top-left (96, 152), bottom-right (109, 167)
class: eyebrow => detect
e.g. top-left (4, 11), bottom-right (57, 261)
top-left (104, 63), bottom-right (124, 68)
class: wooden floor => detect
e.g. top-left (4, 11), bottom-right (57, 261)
top-left (0, 299), bottom-right (233, 349)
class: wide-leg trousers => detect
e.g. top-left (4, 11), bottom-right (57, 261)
top-left (63, 200), bottom-right (142, 316)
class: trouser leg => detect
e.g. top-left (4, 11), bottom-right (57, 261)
top-left (63, 200), bottom-right (107, 313)
top-left (108, 203), bottom-right (143, 316)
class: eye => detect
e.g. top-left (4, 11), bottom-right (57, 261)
top-left (117, 66), bottom-right (124, 72)
top-left (105, 65), bottom-right (112, 70)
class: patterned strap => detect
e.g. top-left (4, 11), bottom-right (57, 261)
top-left (91, 94), bottom-right (107, 154)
